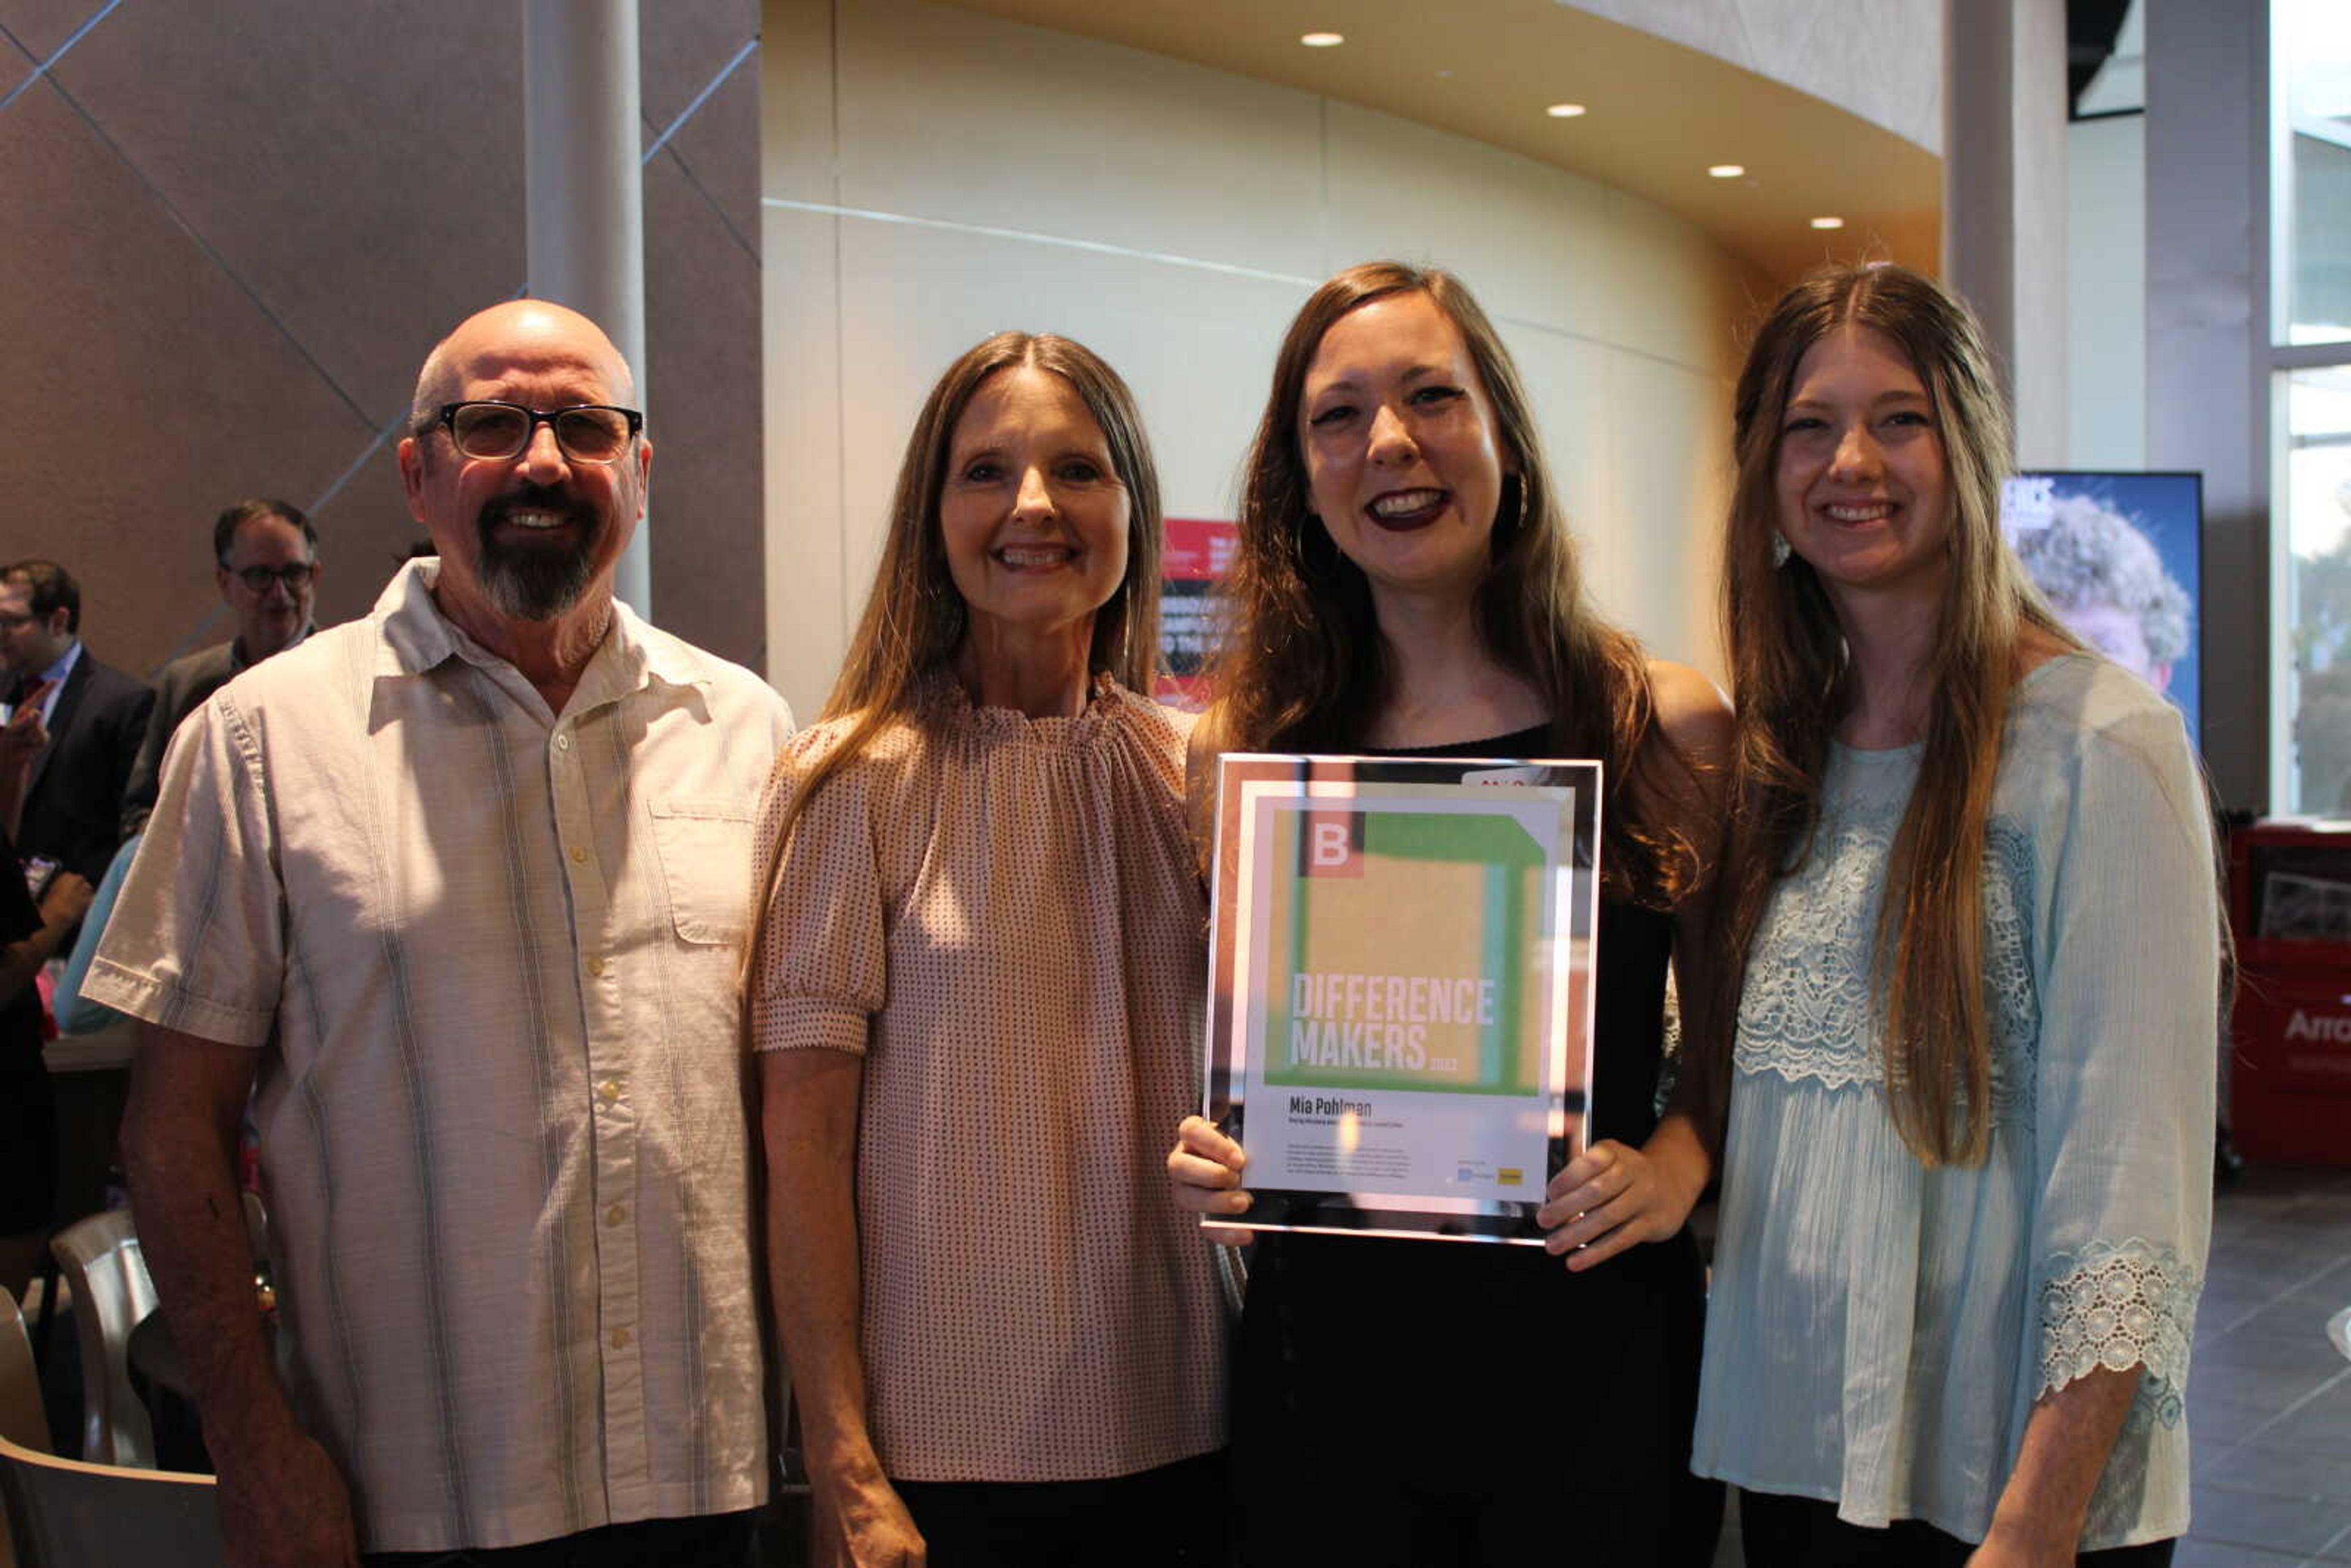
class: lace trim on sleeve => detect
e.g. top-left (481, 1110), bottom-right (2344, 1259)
top-left (2038, 1237), bottom-right (2199, 1427)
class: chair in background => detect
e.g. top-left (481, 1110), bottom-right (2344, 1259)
top-left (0, 1291), bottom-right (47, 1457)
top-left (4, 1286), bottom-right (223, 1568)
top-left (47, 1212), bottom-right (157, 1467)
top-left (0, 1436), bottom-right (225, 1568)
top-left (0, 1288), bottom-right (48, 1567)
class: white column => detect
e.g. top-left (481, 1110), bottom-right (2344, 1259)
top-left (524, 0), bottom-right (650, 621)
top-left (1943, 0), bottom-right (2071, 468)
top-left (2145, 0), bottom-right (2269, 810)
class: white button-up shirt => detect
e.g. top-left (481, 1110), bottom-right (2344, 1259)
top-left (88, 561), bottom-right (792, 1553)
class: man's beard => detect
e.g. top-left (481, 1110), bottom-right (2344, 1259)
top-left (474, 483), bottom-right (604, 621)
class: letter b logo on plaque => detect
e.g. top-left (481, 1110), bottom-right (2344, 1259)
top-left (1297, 810), bottom-right (1365, 877)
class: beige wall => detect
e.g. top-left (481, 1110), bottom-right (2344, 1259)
top-left (2, 1), bottom-right (765, 678)
top-left (762, 0), bottom-right (1764, 718)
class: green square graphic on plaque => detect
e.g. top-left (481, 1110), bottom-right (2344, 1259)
top-left (1262, 808), bottom-right (1547, 1096)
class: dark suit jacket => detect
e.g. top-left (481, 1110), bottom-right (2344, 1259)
top-left (121, 639), bottom-right (242, 837)
top-left (15, 648), bottom-right (154, 884)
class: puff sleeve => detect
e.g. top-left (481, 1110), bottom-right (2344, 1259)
top-left (746, 727), bottom-right (887, 1057)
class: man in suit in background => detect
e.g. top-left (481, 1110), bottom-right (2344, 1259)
top-left (120, 500), bottom-right (321, 836)
top-left (0, 560), bottom-right (152, 883)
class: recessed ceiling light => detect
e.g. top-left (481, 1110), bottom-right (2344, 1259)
top-left (1300, 31), bottom-right (1344, 47)
top-left (1547, 102), bottom-right (1587, 118)
top-left (1810, 216), bottom-right (1846, 230)
top-left (1708, 163), bottom-right (1745, 178)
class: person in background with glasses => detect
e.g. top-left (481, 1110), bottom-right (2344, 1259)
top-left (120, 498), bottom-right (321, 836)
top-left (97, 299), bottom-right (792, 1568)
top-left (0, 558), bottom-right (153, 878)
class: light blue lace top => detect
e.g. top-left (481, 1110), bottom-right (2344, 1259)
top-left (1692, 655), bottom-right (2216, 1549)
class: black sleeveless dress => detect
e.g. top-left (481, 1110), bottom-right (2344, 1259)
top-left (1229, 726), bottom-right (1721, 1567)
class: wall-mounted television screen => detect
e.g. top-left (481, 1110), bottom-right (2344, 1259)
top-left (2001, 470), bottom-right (2203, 749)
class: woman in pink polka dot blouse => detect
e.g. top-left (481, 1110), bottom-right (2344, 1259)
top-left (1166, 260), bottom-right (1736, 1565)
top-left (748, 331), bottom-right (1231, 1567)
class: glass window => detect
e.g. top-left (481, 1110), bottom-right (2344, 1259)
top-left (2282, 365), bottom-right (2351, 811)
top-left (2278, 0), bottom-right (2351, 345)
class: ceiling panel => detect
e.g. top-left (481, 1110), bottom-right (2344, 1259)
top-left (937, 0), bottom-right (1942, 291)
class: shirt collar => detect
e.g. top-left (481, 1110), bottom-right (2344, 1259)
top-left (39, 639), bottom-right (82, 688)
top-left (370, 558), bottom-right (711, 707)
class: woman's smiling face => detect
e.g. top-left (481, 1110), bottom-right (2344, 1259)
top-left (1773, 323), bottom-right (1954, 606)
top-left (1298, 291), bottom-right (1511, 608)
top-left (939, 365), bottom-right (1131, 648)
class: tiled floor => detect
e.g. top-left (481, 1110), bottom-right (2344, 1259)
top-left (2173, 1163), bottom-right (2351, 1566)
top-left (1710, 1162), bottom-right (2351, 1566)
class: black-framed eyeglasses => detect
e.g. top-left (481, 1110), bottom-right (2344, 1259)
top-left (430, 401), bottom-right (644, 465)
top-left (228, 563), bottom-right (317, 593)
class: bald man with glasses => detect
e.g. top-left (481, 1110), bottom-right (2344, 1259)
top-left (95, 301), bottom-right (791, 1567)
top-left (119, 499), bottom-right (321, 836)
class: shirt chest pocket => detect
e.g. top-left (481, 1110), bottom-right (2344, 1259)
top-left (649, 796), bottom-right (756, 945)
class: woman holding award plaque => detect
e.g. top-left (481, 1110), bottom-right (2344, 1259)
top-left (749, 332), bottom-right (1229, 1565)
top-left (1166, 261), bottom-right (1734, 1565)
top-left (1690, 264), bottom-right (2218, 1566)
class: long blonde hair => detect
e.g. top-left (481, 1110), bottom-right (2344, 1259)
top-left (744, 332), bottom-right (1164, 966)
top-left (1207, 260), bottom-right (1703, 909)
top-left (1707, 263), bottom-right (2071, 1166)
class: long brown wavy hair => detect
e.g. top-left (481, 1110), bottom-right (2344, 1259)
top-left (745, 331), bottom-right (1164, 946)
top-left (1706, 263), bottom-right (2072, 1166)
top-left (1207, 260), bottom-right (1702, 909)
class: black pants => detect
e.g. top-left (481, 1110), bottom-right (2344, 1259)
top-left (362, 1509), bottom-right (757, 1567)
top-left (1739, 1489), bottom-right (2178, 1567)
top-left (894, 1450), bottom-right (1227, 1568)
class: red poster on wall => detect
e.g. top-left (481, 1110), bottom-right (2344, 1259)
top-left (1157, 517), bottom-right (1238, 709)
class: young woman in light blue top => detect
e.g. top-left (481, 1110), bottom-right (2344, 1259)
top-left (1689, 264), bottom-right (2217, 1566)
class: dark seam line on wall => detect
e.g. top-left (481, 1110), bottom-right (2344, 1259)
top-left (1318, 95), bottom-right (1330, 279)
top-left (0, 28), bottom-right (36, 100)
top-left (759, 200), bottom-right (1320, 287)
top-left (307, 408), bottom-right (410, 519)
top-left (36, 79), bottom-right (376, 429)
top-left (830, 0), bottom-right (849, 653)
top-left (1493, 310), bottom-right (1729, 380)
top-left (642, 37), bottom-right (757, 167)
top-left (763, 198), bottom-right (1730, 381)
top-left (658, 141), bottom-right (758, 262)
top-left (0, 0), bottom-right (124, 114)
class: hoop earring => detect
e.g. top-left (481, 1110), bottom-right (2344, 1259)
top-left (1491, 475), bottom-right (1529, 557)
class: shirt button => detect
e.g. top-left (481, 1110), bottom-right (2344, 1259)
top-left (586, 955), bottom-right (606, 978)
top-left (610, 1327), bottom-right (630, 1350)
top-left (555, 733), bottom-right (572, 751)
top-left (598, 1079), bottom-right (621, 1103)
top-left (569, 845), bottom-right (587, 865)
top-left (606, 1204), bottom-right (626, 1226)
